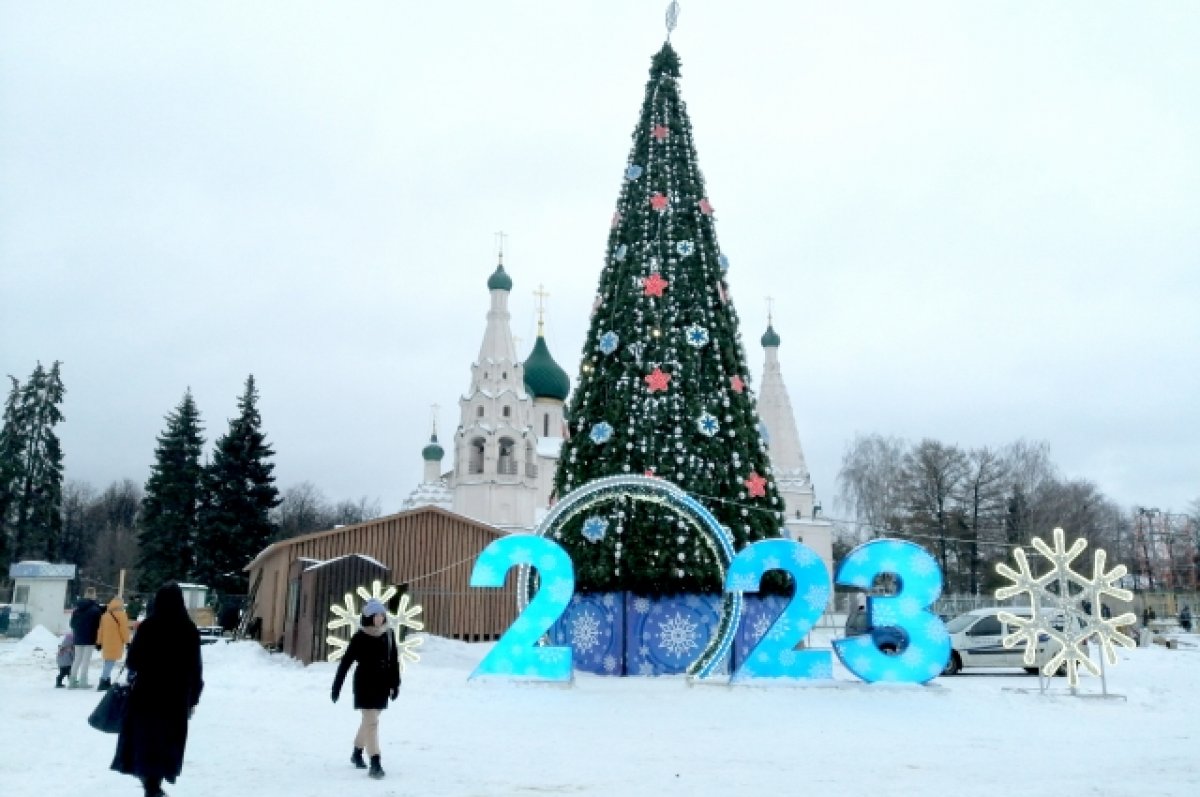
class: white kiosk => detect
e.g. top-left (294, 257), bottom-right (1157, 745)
top-left (8, 561), bottom-right (77, 635)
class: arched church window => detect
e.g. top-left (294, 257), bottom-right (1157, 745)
top-left (503, 406), bottom-right (511, 418)
top-left (468, 437), bottom-right (485, 474)
top-left (502, 371), bottom-right (507, 380)
top-left (543, 413), bottom-right (549, 437)
top-left (498, 437), bottom-right (516, 476)
top-left (476, 406), bottom-right (484, 418)
top-left (525, 442), bottom-right (537, 478)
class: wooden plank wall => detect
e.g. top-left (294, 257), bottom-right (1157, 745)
top-left (249, 508), bottom-right (520, 650)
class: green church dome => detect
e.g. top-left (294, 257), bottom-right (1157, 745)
top-left (761, 324), bottom-right (781, 348)
top-left (487, 264), bottom-right (513, 292)
top-left (523, 335), bottom-right (570, 401)
top-left (422, 434), bottom-right (444, 462)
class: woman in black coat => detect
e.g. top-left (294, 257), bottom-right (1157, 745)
top-left (111, 582), bottom-right (203, 797)
top-left (332, 599), bottom-right (400, 780)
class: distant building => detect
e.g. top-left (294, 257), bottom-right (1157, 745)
top-left (7, 560), bottom-right (76, 635)
top-left (401, 256), bottom-right (569, 532)
top-left (755, 320), bottom-right (833, 574)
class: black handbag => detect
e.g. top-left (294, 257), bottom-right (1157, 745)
top-left (87, 670), bottom-right (131, 734)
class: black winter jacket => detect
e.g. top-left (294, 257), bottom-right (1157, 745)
top-left (70, 599), bottom-right (104, 645)
top-left (332, 629), bottom-right (400, 710)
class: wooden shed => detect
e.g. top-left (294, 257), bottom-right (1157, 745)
top-left (284, 554), bottom-right (392, 664)
top-left (244, 505), bottom-right (519, 658)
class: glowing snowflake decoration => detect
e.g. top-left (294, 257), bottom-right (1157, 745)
top-left (326, 580), bottom-right (426, 672)
top-left (657, 612), bottom-right (700, 658)
top-left (995, 527), bottom-right (1137, 688)
top-left (685, 324), bottom-right (710, 348)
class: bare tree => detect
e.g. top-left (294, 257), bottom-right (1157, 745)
top-left (958, 447), bottom-right (1009, 595)
top-left (1001, 439), bottom-right (1057, 547)
top-left (273, 481), bottom-right (329, 541)
top-left (900, 439), bottom-right (967, 583)
top-left (836, 433), bottom-right (908, 540)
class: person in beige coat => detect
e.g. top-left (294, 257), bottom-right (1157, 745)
top-left (96, 596), bottom-right (132, 691)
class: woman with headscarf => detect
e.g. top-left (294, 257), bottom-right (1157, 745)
top-left (111, 582), bottom-right (203, 797)
top-left (331, 598), bottom-right (401, 780)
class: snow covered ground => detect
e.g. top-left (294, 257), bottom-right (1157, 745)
top-left (1, 626), bottom-right (1197, 797)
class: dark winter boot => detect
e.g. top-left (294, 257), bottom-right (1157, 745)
top-left (368, 754), bottom-right (385, 780)
top-left (97, 678), bottom-right (111, 692)
top-left (351, 748), bottom-right (367, 769)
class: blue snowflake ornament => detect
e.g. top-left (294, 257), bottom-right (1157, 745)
top-left (676, 240), bottom-right (695, 256)
top-left (613, 244), bottom-right (628, 262)
top-left (718, 254), bottom-right (730, 272)
top-left (581, 516), bottom-right (609, 543)
top-left (697, 412), bottom-right (720, 437)
top-left (598, 330), bottom-right (620, 355)
top-left (589, 422), bottom-right (614, 445)
top-left (625, 164), bottom-right (644, 180)
top-left (685, 324), bottom-right (710, 348)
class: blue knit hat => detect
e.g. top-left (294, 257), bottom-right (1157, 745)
top-left (363, 599), bottom-right (386, 617)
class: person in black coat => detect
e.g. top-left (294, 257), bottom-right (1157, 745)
top-left (332, 599), bottom-right (400, 780)
top-left (111, 582), bottom-right (203, 797)
top-left (69, 588), bottom-right (104, 688)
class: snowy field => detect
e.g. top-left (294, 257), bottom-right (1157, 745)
top-left (1, 626), bottom-right (1198, 797)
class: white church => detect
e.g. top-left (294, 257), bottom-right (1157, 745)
top-left (400, 257), bottom-right (832, 571)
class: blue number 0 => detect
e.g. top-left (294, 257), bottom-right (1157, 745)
top-left (725, 539), bottom-right (832, 680)
top-left (832, 539), bottom-right (948, 684)
top-left (469, 536), bottom-right (574, 681)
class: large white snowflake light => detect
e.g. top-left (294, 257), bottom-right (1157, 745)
top-left (326, 580), bottom-right (426, 671)
top-left (995, 528), bottom-right (1136, 688)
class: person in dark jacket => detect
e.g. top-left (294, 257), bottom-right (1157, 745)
top-left (332, 599), bottom-right (400, 780)
top-left (111, 582), bottom-right (203, 797)
top-left (69, 588), bottom-right (104, 688)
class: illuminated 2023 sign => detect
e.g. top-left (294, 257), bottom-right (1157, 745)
top-left (469, 534), bottom-right (948, 685)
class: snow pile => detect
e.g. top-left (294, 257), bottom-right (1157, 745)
top-left (14, 624), bottom-right (61, 657)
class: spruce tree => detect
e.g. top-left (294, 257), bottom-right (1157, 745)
top-left (0, 376), bottom-right (27, 572)
top-left (3, 362), bottom-right (67, 562)
top-left (554, 43), bottom-right (784, 595)
top-left (138, 390), bottom-right (205, 591)
top-left (195, 375), bottom-right (280, 596)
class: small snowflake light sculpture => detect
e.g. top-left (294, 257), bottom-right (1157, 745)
top-left (995, 528), bottom-right (1137, 689)
top-left (326, 579), bottom-right (426, 672)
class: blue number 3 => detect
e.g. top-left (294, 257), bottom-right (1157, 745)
top-left (832, 539), bottom-right (949, 684)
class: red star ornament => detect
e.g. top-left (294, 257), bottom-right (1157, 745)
top-left (650, 192), bottom-right (669, 211)
top-left (644, 468), bottom-right (657, 478)
top-left (744, 471), bottom-right (768, 498)
top-left (651, 124), bottom-right (669, 141)
top-left (730, 375), bottom-right (745, 393)
top-left (699, 198), bottom-right (714, 215)
top-left (645, 367), bottom-right (671, 393)
top-left (643, 273), bottom-right (669, 297)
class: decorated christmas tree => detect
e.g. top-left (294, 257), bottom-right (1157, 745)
top-left (553, 41), bottom-right (784, 595)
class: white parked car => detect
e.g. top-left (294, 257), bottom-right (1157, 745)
top-left (941, 607), bottom-right (1084, 676)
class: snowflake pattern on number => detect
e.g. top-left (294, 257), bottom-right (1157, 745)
top-left (995, 527), bottom-right (1137, 687)
top-left (547, 578), bottom-right (574, 604)
top-left (767, 614), bottom-right (791, 643)
top-left (751, 613), bottom-right (772, 642)
top-left (571, 610), bottom-right (603, 654)
top-left (791, 545), bottom-right (818, 567)
top-left (727, 570), bottom-right (759, 594)
top-left (657, 612), bottom-right (701, 658)
top-left (803, 585), bottom-right (828, 614)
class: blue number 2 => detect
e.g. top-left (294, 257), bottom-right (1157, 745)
top-left (832, 539), bottom-right (948, 684)
top-left (469, 536), bottom-right (574, 681)
top-left (725, 539), bottom-right (832, 680)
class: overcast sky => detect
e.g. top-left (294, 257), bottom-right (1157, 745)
top-left (2, 1), bottom-right (1197, 522)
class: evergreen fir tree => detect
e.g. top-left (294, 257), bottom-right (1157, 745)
top-left (554, 43), bottom-right (784, 595)
top-left (195, 375), bottom-right (280, 596)
top-left (138, 390), bottom-right (206, 591)
top-left (0, 376), bottom-right (28, 572)
top-left (3, 362), bottom-right (66, 562)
